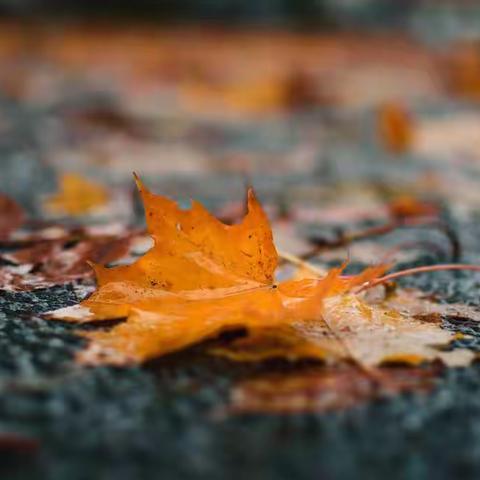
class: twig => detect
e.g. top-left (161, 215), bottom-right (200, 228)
top-left (303, 218), bottom-right (461, 262)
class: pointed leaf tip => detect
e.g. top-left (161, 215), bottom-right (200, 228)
top-left (86, 260), bottom-right (107, 282)
top-left (246, 188), bottom-right (261, 212)
top-left (132, 172), bottom-right (146, 194)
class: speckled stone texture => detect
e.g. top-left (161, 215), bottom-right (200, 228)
top-left (3, 284), bottom-right (480, 480)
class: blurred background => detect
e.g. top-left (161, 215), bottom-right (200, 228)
top-left (3, 5), bottom-right (480, 479)
top-left (1, 0), bottom-right (480, 239)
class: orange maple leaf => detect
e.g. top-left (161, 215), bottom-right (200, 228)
top-left (92, 174), bottom-right (278, 292)
top-left (51, 176), bottom-right (386, 365)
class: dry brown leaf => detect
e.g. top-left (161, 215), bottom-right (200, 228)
top-left (0, 231), bottom-right (137, 291)
top-left (321, 294), bottom-right (474, 367)
top-left (0, 194), bottom-right (24, 238)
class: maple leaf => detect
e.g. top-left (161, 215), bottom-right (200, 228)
top-left (48, 177), bottom-right (478, 368)
top-left (49, 177), bottom-right (385, 364)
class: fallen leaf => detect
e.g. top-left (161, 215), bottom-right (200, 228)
top-left (320, 294), bottom-right (474, 367)
top-left (182, 77), bottom-right (287, 115)
top-left (0, 194), bottom-right (24, 238)
top-left (48, 178), bottom-right (385, 364)
top-left (378, 102), bottom-right (414, 154)
top-left (378, 287), bottom-right (480, 323)
top-left (447, 45), bottom-right (480, 102)
top-left (0, 230), bottom-right (137, 291)
top-left (44, 173), bottom-right (109, 216)
top-left (48, 178), bottom-right (477, 368)
top-left (388, 196), bottom-right (438, 220)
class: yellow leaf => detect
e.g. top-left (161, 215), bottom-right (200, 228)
top-left (44, 173), bottom-right (109, 216)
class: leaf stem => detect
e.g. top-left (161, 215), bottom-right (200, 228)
top-left (358, 264), bottom-right (480, 292)
top-left (277, 250), bottom-right (326, 277)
